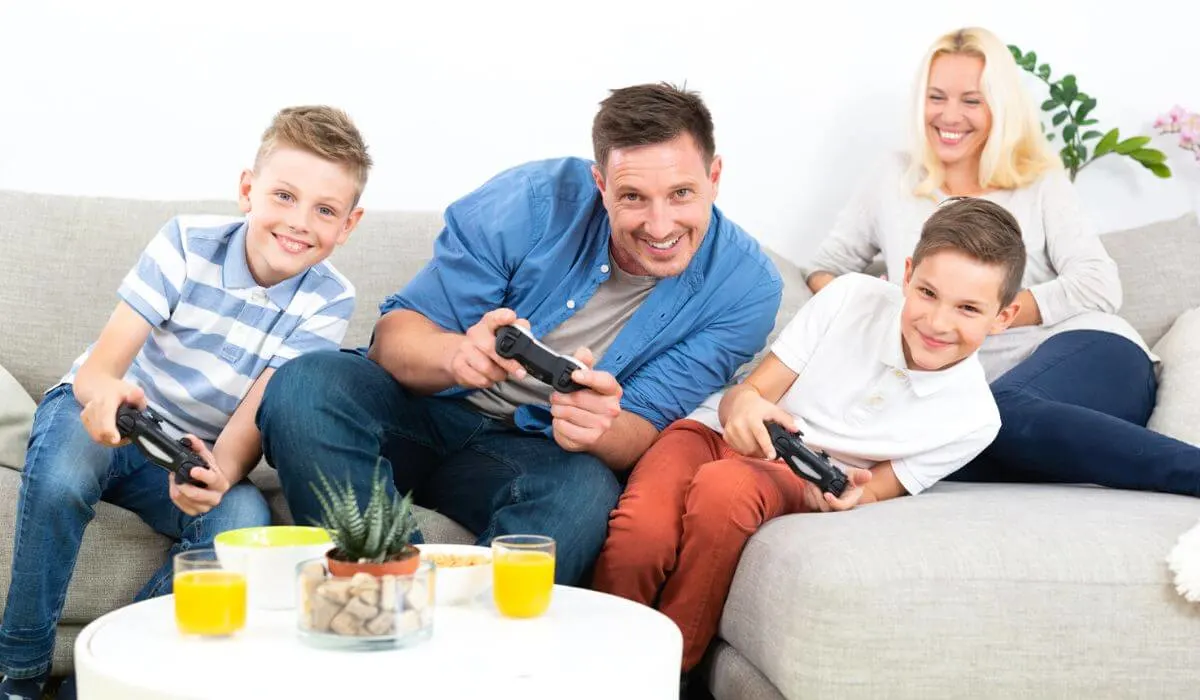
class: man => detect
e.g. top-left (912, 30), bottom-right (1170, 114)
top-left (256, 83), bottom-right (782, 585)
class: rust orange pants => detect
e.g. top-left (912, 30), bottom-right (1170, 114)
top-left (592, 419), bottom-right (811, 670)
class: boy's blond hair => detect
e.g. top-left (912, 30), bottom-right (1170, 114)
top-left (908, 27), bottom-right (1061, 198)
top-left (255, 105), bottom-right (372, 205)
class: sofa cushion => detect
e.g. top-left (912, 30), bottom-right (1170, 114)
top-left (0, 364), bottom-right (34, 470)
top-left (1148, 307), bottom-right (1200, 447)
top-left (1102, 212), bottom-right (1200, 348)
top-left (719, 482), bottom-right (1200, 699)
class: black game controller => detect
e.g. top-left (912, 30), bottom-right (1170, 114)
top-left (765, 421), bottom-right (848, 497)
top-left (494, 325), bottom-right (587, 393)
top-left (115, 405), bottom-right (208, 487)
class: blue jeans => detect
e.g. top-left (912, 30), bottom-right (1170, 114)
top-left (948, 330), bottom-right (1200, 496)
top-left (0, 384), bottom-right (271, 678)
top-left (255, 350), bottom-right (622, 586)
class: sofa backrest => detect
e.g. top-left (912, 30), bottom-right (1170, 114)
top-left (2, 188), bottom-right (1197, 401)
top-left (1097, 211), bottom-right (1200, 348)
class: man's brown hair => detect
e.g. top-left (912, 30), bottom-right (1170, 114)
top-left (912, 197), bottom-right (1026, 307)
top-left (591, 82), bottom-right (715, 172)
top-left (254, 105), bottom-right (373, 205)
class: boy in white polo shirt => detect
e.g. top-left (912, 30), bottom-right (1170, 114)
top-left (0, 105), bottom-right (369, 700)
top-left (593, 197), bottom-right (1025, 672)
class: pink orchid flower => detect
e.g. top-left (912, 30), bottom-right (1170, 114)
top-left (1181, 126), bottom-right (1198, 148)
top-left (1156, 105), bottom-right (1194, 133)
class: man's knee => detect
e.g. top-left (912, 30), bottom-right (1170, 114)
top-left (258, 350), bottom-right (346, 428)
top-left (534, 457), bottom-right (620, 542)
top-left (568, 458), bottom-right (622, 518)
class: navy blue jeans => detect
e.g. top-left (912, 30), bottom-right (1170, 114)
top-left (948, 330), bottom-right (1200, 496)
top-left (0, 384), bottom-right (271, 679)
top-left (255, 350), bottom-right (622, 586)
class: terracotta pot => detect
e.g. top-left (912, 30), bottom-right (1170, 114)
top-left (325, 545), bottom-right (420, 578)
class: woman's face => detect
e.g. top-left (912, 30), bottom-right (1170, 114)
top-left (925, 53), bottom-right (993, 169)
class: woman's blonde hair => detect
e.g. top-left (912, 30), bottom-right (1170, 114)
top-left (909, 27), bottom-right (1060, 197)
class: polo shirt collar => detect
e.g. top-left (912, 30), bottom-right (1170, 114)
top-left (222, 221), bottom-right (305, 309)
top-left (878, 299), bottom-right (975, 398)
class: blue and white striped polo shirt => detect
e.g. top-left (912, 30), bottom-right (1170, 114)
top-left (61, 215), bottom-right (355, 442)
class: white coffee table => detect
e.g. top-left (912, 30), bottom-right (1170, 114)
top-left (74, 585), bottom-right (681, 699)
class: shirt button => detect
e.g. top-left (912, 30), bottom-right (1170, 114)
top-left (566, 300), bottom-right (576, 309)
top-left (893, 369), bottom-right (905, 379)
top-left (869, 394), bottom-right (884, 406)
top-left (601, 264), bottom-right (610, 273)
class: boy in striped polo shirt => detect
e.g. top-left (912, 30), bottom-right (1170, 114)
top-left (0, 105), bottom-right (370, 699)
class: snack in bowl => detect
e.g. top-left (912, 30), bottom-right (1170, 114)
top-left (214, 526), bottom-right (332, 610)
top-left (416, 543), bottom-right (492, 606)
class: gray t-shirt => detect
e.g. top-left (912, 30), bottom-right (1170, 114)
top-left (467, 254), bottom-right (657, 421)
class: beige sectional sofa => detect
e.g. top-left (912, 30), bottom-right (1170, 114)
top-left (2, 188), bottom-right (1199, 698)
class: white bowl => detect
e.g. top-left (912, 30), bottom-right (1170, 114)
top-left (416, 543), bottom-right (492, 606)
top-left (213, 526), bottom-right (332, 610)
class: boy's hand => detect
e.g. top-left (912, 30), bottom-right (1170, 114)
top-left (550, 347), bottom-right (622, 452)
top-left (80, 380), bottom-right (146, 446)
top-left (449, 308), bottom-right (530, 389)
top-left (801, 467), bottom-right (873, 512)
top-left (723, 390), bottom-right (805, 460)
top-left (168, 436), bottom-right (232, 516)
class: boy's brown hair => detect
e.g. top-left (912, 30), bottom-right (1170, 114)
top-left (912, 197), bottom-right (1026, 307)
top-left (592, 82), bottom-right (716, 173)
top-left (254, 105), bottom-right (372, 205)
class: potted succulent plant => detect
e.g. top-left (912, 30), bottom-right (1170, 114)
top-left (310, 461), bottom-right (421, 578)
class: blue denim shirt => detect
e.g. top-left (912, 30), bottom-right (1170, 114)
top-left (380, 157), bottom-right (782, 435)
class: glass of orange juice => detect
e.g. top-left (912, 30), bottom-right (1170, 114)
top-left (491, 535), bottom-right (555, 619)
top-left (174, 549), bottom-right (246, 637)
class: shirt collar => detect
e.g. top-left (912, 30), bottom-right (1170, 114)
top-left (878, 298), bottom-right (974, 398)
top-left (222, 221), bottom-right (306, 309)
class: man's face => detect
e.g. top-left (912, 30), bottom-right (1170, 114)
top-left (592, 133), bottom-right (722, 279)
top-left (900, 250), bottom-right (1018, 371)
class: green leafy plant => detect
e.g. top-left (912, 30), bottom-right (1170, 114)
top-left (1009, 45), bottom-right (1171, 181)
top-left (309, 460), bottom-right (418, 564)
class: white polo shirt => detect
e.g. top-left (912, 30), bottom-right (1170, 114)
top-left (687, 273), bottom-right (1000, 495)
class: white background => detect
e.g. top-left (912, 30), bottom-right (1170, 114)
top-left (2, 0), bottom-right (1198, 263)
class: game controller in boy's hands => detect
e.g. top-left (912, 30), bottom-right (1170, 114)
top-left (115, 404), bottom-right (209, 487)
top-left (494, 325), bottom-right (587, 393)
top-left (765, 421), bottom-right (848, 497)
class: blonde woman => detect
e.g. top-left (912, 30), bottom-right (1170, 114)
top-left (805, 27), bottom-right (1200, 496)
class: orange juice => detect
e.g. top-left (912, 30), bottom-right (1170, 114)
top-left (493, 550), bottom-right (555, 618)
top-left (174, 570), bottom-right (246, 636)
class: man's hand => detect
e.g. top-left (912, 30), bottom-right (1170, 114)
top-left (80, 380), bottom-right (146, 446)
top-left (448, 308), bottom-right (530, 389)
top-left (169, 436), bottom-right (233, 517)
top-left (549, 348), bottom-right (622, 452)
top-left (722, 388), bottom-right (806, 460)
top-left (800, 467), bottom-right (872, 512)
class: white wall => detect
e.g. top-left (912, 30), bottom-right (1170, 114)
top-left (2, 0), bottom-right (1198, 264)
